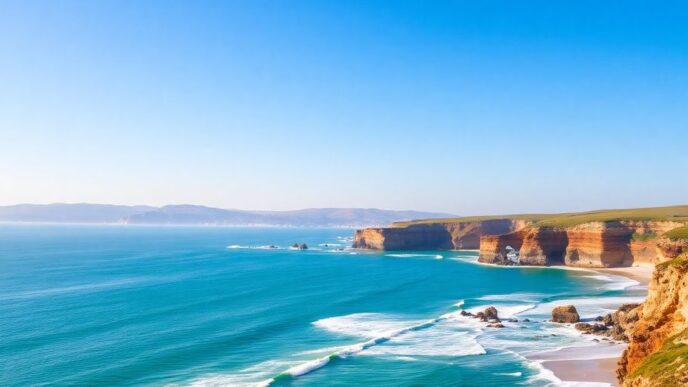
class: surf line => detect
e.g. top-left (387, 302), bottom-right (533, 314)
top-left (262, 302), bottom-right (480, 384)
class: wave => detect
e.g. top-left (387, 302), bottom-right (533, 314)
top-left (521, 295), bottom-right (646, 320)
top-left (494, 371), bottom-right (522, 377)
top-left (385, 253), bottom-right (443, 259)
top-left (478, 292), bottom-right (549, 304)
top-left (581, 273), bottom-right (640, 291)
top-left (257, 311), bottom-right (485, 384)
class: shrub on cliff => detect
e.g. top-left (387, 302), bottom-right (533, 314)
top-left (626, 328), bottom-right (688, 386)
top-left (664, 226), bottom-right (688, 241)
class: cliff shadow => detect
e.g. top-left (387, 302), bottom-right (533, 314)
top-left (601, 222), bottom-right (634, 267)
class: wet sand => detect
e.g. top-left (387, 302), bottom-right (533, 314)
top-left (545, 357), bottom-right (620, 386)
top-left (543, 265), bottom-right (652, 386)
top-left (595, 265), bottom-right (653, 286)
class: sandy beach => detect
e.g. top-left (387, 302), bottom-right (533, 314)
top-left (546, 357), bottom-right (620, 385)
top-left (595, 265), bottom-right (654, 287)
top-left (543, 265), bottom-right (653, 386)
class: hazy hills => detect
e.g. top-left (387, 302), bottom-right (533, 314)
top-left (0, 203), bottom-right (454, 227)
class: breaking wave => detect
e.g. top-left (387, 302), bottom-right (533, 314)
top-left (385, 253), bottom-right (443, 259)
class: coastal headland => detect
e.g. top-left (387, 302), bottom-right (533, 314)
top-left (353, 206), bottom-right (688, 386)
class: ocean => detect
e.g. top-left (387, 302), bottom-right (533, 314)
top-left (0, 225), bottom-right (646, 386)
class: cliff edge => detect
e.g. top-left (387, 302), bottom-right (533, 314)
top-left (353, 206), bottom-right (688, 269)
top-left (618, 250), bottom-right (688, 386)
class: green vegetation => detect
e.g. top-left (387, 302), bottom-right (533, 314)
top-left (391, 213), bottom-right (556, 227)
top-left (657, 253), bottom-right (688, 271)
top-left (631, 231), bottom-right (658, 241)
top-left (629, 328), bottom-right (688, 386)
top-left (664, 226), bottom-right (688, 241)
top-left (392, 205), bottom-right (688, 228)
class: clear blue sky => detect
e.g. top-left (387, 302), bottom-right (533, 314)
top-left (1, 1), bottom-right (686, 214)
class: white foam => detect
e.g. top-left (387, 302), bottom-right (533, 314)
top-left (281, 356), bottom-right (332, 377)
top-left (313, 313), bottom-right (416, 338)
top-left (479, 292), bottom-right (548, 303)
top-left (581, 273), bottom-right (640, 291)
top-left (466, 303), bottom-right (537, 319)
top-left (385, 253), bottom-right (443, 259)
top-left (495, 371), bottom-right (523, 377)
top-left (185, 360), bottom-right (285, 387)
top-left (264, 311), bottom-right (485, 381)
top-left (521, 296), bottom-right (646, 320)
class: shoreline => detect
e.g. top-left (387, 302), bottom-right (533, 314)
top-left (542, 265), bottom-right (652, 386)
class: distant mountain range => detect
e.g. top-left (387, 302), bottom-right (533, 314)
top-left (0, 203), bottom-right (455, 227)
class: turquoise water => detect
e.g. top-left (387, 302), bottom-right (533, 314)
top-left (0, 225), bottom-right (645, 386)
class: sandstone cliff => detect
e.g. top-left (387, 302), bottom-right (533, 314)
top-left (477, 221), bottom-right (685, 267)
top-left (352, 219), bottom-right (531, 250)
top-left (354, 206), bottom-right (688, 268)
top-left (618, 253), bottom-right (688, 386)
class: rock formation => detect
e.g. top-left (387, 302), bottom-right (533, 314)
top-left (353, 208), bottom-right (687, 268)
top-left (551, 305), bottom-right (580, 323)
top-left (477, 221), bottom-right (685, 268)
top-left (352, 219), bottom-right (531, 250)
top-left (618, 254), bottom-right (688, 386)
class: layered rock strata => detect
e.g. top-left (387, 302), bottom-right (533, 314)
top-left (478, 221), bottom-right (685, 267)
top-left (618, 253), bottom-right (688, 386)
top-left (352, 219), bottom-right (530, 250)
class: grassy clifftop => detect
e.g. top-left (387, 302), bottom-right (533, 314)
top-left (392, 205), bottom-right (688, 228)
top-left (391, 213), bottom-right (554, 227)
top-left (627, 328), bottom-right (688, 386)
top-left (664, 226), bottom-right (688, 240)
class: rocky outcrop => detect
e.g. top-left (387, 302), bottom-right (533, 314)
top-left (604, 303), bottom-right (641, 341)
top-left (563, 222), bottom-right (634, 267)
top-left (478, 232), bottom-right (524, 264)
top-left (477, 221), bottom-right (685, 268)
top-left (618, 254), bottom-right (688, 386)
top-left (352, 224), bottom-right (454, 250)
top-left (353, 219), bottom-right (530, 250)
top-left (353, 209), bottom-right (687, 269)
top-left (656, 237), bottom-right (688, 261)
top-left (571, 303), bottom-right (640, 341)
top-left (551, 305), bottom-right (580, 323)
top-left (519, 227), bottom-right (568, 265)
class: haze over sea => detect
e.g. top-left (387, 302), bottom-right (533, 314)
top-left (1, 225), bottom-right (645, 386)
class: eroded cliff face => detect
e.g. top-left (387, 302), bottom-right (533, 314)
top-left (520, 227), bottom-right (568, 265)
top-left (355, 218), bottom-right (686, 268)
top-left (476, 221), bottom-right (684, 268)
top-left (618, 254), bottom-right (688, 386)
top-left (352, 219), bottom-right (529, 250)
top-left (478, 232), bottom-right (524, 264)
top-left (656, 237), bottom-right (688, 261)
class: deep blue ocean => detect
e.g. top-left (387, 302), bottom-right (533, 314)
top-left (0, 225), bottom-right (646, 386)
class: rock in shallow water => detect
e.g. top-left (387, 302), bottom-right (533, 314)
top-left (551, 305), bottom-right (580, 323)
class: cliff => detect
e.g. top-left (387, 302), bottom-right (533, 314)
top-left (618, 252), bottom-right (688, 386)
top-left (353, 206), bottom-right (688, 268)
top-left (352, 219), bottom-right (532, 250)
top-left (477, 221), bottom-right (685, 267)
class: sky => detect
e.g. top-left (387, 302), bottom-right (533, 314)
top-left (0, 1), bottom-right (686, 215)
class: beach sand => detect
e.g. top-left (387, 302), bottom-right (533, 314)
top-left (594, 265), bottom-right (654, 286)
top-left (545, 357), bottom-right (620, 386)
top-left (543, 265), bottom-right (653, 386)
